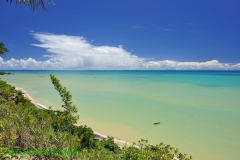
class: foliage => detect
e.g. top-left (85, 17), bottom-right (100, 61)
top-left (50, 74), bottom-right (78, 124)
top-left (0, 72), bottom-right (11, 75)
top-left (0, 42), bottom-right (8, 55)
top-left (5, 0), bottom-right (53, 10)
top-left (101, 136), bottom-right (120, 153)
top-left (0, 76), bottom-right (192, 159)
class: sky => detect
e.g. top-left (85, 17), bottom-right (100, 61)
top-left (0, 0), bottom-right (240, 70)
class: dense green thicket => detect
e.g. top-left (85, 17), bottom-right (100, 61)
top-left (0, 76), bottom-right (192, 159)
top-left (0, 72), bottom-right (11, 75)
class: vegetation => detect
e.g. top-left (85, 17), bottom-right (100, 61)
top-left (0, 72), bottom-right (11, 75)
top-left (0, 76), bottom-right (192, 159)
top-left (0, 42), bottom-right (8, 55)
top-left (5, 0), bottom-right (53, 10)
top-left (0, 42), bottom-right (9, 75)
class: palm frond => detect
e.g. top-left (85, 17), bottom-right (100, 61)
top-left (6, 0), bottom-right (53, 10)
top-left (0, 42), bottom-right (8, 55)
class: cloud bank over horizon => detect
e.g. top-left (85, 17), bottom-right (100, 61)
top-left (0, 33), bottom-right (240, 70)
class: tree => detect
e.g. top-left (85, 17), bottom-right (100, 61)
top-left (0, 42), bottom-right (8, 55)
top-left (50, 74), bottom-right (78, 124)
top-left (50, 74), bottom-right (79, 159)
top-left (5, 0), bottom-right (53, 10)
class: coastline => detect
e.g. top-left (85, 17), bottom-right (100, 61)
top-left (15, 86), bottom-right (48, 110)
top-left (15, 85), bottom-right (131, 148)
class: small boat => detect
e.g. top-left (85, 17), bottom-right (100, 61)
top-left (153, 122), bottom-right (160, 125)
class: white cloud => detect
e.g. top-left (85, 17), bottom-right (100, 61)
top-left (143, 60), bottom-right (239, 70)
top-left (0, 32), bottom-right (239, 70)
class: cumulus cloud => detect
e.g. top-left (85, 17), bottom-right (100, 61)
top-left (0, 32), bottom-right (239, 70)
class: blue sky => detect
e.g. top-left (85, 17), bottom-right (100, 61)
top-left (0, 0), bottom-right (240, 70)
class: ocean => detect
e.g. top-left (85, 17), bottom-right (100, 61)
top-left (1, 70), bottom-right (240, 160)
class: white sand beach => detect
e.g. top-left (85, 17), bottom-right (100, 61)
top-left (15, 86), bottom-right (48, 110)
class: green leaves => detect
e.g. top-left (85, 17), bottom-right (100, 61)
top-left (101, 137), bottom-right (120, 153)
top-left (50, 74), bottom-right (78, 124)
top-left (0, 42), bottom-right (8, 55)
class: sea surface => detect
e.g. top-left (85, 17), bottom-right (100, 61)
top-left (1, 70), bottom-right (240, 160)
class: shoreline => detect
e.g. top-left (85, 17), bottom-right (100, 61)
top-left (15, 85), bottom-right (131, 148)
top-left (15, 86), bottom-right (48, 110)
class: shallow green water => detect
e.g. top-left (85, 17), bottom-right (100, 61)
top-left (1, 71), bottom-right (240, 160)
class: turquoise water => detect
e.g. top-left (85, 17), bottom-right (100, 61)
top-left (1, 71), bottom-right (240, 160)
